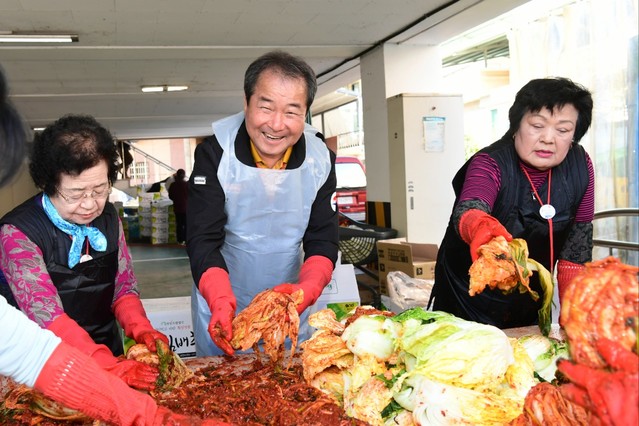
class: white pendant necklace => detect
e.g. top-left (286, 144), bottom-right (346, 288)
top-left (520, 164), bottom-right (556, 271)
top-left (80, 236), bottom-right (93, 263)
top-left (539, 203), bottom-right (556, 219)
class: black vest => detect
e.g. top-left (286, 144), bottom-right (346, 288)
top-left (1, 195), bottom-right (123, 355)
top-left (432, 138), bottom-right (588, 328)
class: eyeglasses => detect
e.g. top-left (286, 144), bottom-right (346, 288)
top-left (57, 184), bottom-right (112, 205)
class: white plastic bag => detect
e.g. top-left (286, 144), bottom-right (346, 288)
top-left (387, 270), bottom-right (434, 311)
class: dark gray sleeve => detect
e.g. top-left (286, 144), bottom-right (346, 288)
top-left (186, 138), bottom-right (229, 286)
top-left (302, 150), bottom-right (339, 265)
top-left (559, 222), bottom-right (593, 264)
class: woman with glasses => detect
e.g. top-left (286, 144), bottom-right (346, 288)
top-left (0, 114), bottom-right (169, 392)
top-left (0, 69), bottom-right (226, 424)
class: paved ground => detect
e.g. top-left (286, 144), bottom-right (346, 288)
top-left (129, 243), bottom-right (381, 306)
top-left (129, 243), bottom-right (192, 299)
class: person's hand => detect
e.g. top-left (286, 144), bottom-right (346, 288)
top-left (154, 406), bottom-right (231, 425)
top-left (207, 298), bottom-right (235, 356)
top-left (113, 294), bottom-right (169, 352)
top-left (458, 209), bottom-right (512, 261)
top-left (35, 342), bottom-right (231, 425)
top-left (103, 358), bottom-right (159, 391)
top-left (199, 267), bottom-right (237, 356)
top-left (46, 312), bottom-right (160, 389)
top-left (272, 256), bottom-right (334, 315)
top-left (135, 330), bottom-right (170, 353)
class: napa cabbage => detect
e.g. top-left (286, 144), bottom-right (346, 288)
top-left (334, 307), bottom-right (539, 425)
top-left (341, 314), bottom-right (401, 361)
top-left (397, 310), bottom-right (516, 389)
top-left (410, 377), bottom-right (525, 425)
top-left (518, 334), bottom-right (569, 382)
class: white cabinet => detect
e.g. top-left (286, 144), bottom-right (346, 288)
top-left (387, 93), bottom-right (465, 244)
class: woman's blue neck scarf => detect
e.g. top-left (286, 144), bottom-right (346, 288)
top-left (41, 194), bottom-right (107, 269)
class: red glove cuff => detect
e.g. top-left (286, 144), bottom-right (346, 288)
top-left (112, 294), bottom-right (153, 339)
top-left (299, 255), bottom-right (334, 302)
top-left (47, 313), bottom-right (118, 368)
top-left (556, 259), bottom-right (584, 301)
top-left (199, 267), bottom-right (237, 312)
top-left (459, 209), bottom-right (512, 261)
top-left (112, 294), bottom-right (169, 351)
top-left (276, 255), bottom-right (334, 314)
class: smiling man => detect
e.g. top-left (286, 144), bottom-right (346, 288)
top-left (187, 50), bottom-right (339, 356)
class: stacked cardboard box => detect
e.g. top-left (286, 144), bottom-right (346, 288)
top-left (376, 238), bottom-right (438, 295)
top-left (150, 200), bottom-right (176, 244)
top-left (137, 190), bottom-right (161, 238)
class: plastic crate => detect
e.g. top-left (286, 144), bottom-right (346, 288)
top-left (338, 214), bottom-right (397, 266)
top-left (338, 214), bottom-right (397, 309)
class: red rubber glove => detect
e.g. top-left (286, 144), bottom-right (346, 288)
top-left (556, 259), bottom-right (585, 302)
top-left (103, 358), bottom-right (161, 391)
top-left (35, 342), bottom-right (230, 426)
top-left (199, 267), bottom-right (237, 356)
top-left (47, 313), bottom-right (159, 391)
top-left (458, 209), bottom-right (513, 261)
top-left (113, 293), bottom-right (169, 352)
top-left (273, 255), bottom-right (334, 314)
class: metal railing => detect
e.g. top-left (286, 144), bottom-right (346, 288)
top-left (117, 140), bottom-right (177, 189)
top-left (121, 140), bottom-right (175, 174)
top-left (592, 208), bottom-right (638, 263)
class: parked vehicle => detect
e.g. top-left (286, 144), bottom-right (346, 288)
top-left (335, 156), bottom-right (367, 222)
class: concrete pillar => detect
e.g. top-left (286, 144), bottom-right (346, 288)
top-left (360, 43), bottom-right (444, 229)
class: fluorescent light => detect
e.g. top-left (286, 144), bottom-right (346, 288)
top-left (33, 127), bottom-right (46, 132)
top-left (336, 87), bottom-right (360, 97)
top-left (141, 85), bottom-right (189, 93)
top-left (0, 32), bottom-right (78, 43)
top-left (141, 86), bottom-right (165, 93)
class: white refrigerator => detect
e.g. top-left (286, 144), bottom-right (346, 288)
top-left (387, 93), bottom-right (466, 245)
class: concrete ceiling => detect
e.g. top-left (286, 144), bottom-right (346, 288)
top-left (0, 0), bottom-right (527, 140)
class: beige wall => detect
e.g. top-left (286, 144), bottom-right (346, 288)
top-left (0, 160), bottom-right (38, 217)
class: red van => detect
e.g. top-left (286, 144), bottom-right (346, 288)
top-left (335, 156), bottom-right (367, 222)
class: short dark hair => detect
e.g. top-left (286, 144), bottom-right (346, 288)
top-left (29, 114), bottom-right (119, 195)
top-left (505, 77), bottom-right (593, 144)
top-left (244, 50), bottom-right (317, 111)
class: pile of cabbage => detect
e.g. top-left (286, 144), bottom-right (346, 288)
top-left (302, 308), bottom-right (567, 426)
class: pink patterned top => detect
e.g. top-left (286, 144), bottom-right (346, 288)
top-left (459, 153), bottom-right (595, 222)
top-left (0, 219), bottom-right (139, 328)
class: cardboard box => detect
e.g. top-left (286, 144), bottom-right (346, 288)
top-left (376, 238), bottom-right (438, 294)
top-left (141, 296), bottom-right (195, 359)
top-left (308, 263), bottom-right (360, 321)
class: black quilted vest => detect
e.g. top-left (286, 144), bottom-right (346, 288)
top-left (1, 195), bottom-right (123, 355)
top-left (432, 138), bottom-right (588, 328)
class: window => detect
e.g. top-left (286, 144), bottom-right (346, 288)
top-left (131, 161), bottom-right (148, 180)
